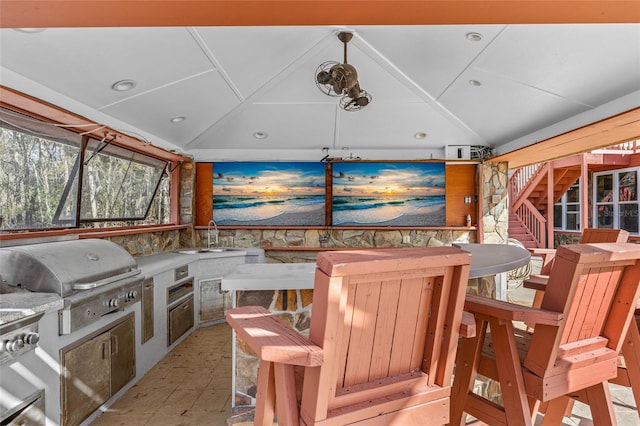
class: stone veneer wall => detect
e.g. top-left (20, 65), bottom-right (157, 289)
top-left (195, 228), bottom-right (477, 253)
top-left (481, 162), bottom-right (509, 244)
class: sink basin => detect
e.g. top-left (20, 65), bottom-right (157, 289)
top-left (176, 248), bottom-right (244, 254)
top-left (0, 283), bottom-right (30, 294)
top-left (200, 248), bottom-right (246, 253)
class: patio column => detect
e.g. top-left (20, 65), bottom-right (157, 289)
top-left (581, 154), bottom-right (589, 231)
top-left (547, 165), bottom-right (554, 248)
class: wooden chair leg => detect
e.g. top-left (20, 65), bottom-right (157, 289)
top-left (274, 363), bottom-right (299, 426)
top-left (488, 318), bottom-right (533, 426)
top-left (450, 320), bottom-right (487, 426)
top-left (584, 382), bottom-right (616, 426)
top-left (621, 316), bottom-right (640, 411)
top-left (539, 396), bottom-right (572, 425)
top-left (255, 360), bottom-right (276, 426)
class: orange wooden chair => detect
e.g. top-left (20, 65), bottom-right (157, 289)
top-left (524, 229), bottom-right (639, 413)
top-left (526, 228), bottom-right (629, 302)
top-left (226, 247), bottom-right (472, 426)
top-left (451, 242), bottom-right (640, 426)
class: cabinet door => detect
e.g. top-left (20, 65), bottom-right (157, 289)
top-left (142, 278), bottom-right (154, 343)
top-left (109, 315), bottom-right (136, 395)
top-left (62, 333), bottom-right (111, 426)
top-left (199, 278), bottom-right (227, 323)
top-left (168, 295), bottom-right (194, 346)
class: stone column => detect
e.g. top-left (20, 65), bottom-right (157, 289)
top-left (481, 162), bottom-right (508, 244)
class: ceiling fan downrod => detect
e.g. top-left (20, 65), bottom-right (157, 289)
top-left (338, 32), bottom-right (353, 64)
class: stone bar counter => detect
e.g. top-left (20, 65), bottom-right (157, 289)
top-left (221, 263), bottom-right (316, 410)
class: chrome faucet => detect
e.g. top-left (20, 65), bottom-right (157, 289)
top-left (207, 219), bottom-right (219, 248)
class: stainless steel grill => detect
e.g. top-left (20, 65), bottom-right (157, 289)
top-left (0, 239), bottom-right (143, 334)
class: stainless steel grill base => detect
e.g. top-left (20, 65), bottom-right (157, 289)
top-left (59, 279), bottom-right (142, 335)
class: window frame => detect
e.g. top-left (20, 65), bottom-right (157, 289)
top-left (553, 179), bottom-right (581, 232)
top-left (593, 167), bottom-right (639, 235)
top-left (0, 87), bottom-right (186, 234)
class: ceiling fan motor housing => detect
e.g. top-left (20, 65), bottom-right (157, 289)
top-left (315, 31), bottom-right (372, 110)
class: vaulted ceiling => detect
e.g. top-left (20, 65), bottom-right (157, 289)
top-left (1, 1), bottom-right (639, 167)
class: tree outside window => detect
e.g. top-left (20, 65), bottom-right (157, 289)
top-left (0, 108), bottom-right (170, 231)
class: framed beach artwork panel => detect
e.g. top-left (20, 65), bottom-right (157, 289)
top-left (332, 161), bottom-right (446, 226)
top-left (212, 162), bottom-right (326, 226)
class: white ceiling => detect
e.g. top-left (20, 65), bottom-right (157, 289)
top-left (1, 24), bottom-right (639, 162)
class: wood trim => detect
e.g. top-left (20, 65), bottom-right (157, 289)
top-left (446, 163), bottom-right (476, 227)
top-left (0, 224), bottom-right (189, 241)
top-left (79, 224), bottom-right (188, 238)
top-left (493, 108), bottom-right (640, 169)
top-left (2, 1), bottom-right (639, 28)
top-left (170, 162), bottom-right (181, 224)
top-left (195, 163), bottom-right (213, 226)
top-left (0, 86), bottom-right (187, 163)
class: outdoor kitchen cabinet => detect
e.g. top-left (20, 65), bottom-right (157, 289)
top-left (61, 314), bottom-right (135, 426)
top-left (196, 255), bottom-right (246, 325)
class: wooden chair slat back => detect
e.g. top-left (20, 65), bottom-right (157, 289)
top-left (525, 243), bottom-right (640, 376)
top-left (579, 228), bottom-right (630, 244)
top-left (301, 247), bottom-right (471, 420)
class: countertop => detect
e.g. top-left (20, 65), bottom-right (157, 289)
top-left (221, 244), bottom-right (532, 291)
top-left (0, 292), bottom-right (63, 325)
top-left (135, 248), bottom-right (250, 277)
top-left (222, 263), bottom-right (316, 291)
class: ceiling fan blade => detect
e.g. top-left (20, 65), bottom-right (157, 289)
top-left (316, 70), bottom-right (331, 85)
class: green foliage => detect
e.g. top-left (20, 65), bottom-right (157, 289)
top-left (0, 126), bottom-right (169, 231)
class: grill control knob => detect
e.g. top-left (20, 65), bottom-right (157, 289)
top-left (108, 298), bottom-right (120, 308)
top-left (24, 332), bottom-right (40, 345)
top-left (6, 337), bottom-right (24, 352)
top-left (128, 290), bottom-right (138, 299)
top-left (0, 340), bottom-right (7, 354)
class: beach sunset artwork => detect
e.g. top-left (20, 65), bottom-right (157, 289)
top-left (332, 162), bottom-right (445, 226)
top-left (212, 162), bottom-right (326, 226)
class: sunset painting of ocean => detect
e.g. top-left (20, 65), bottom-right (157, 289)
top-left (212, 162), bottom-right (325, 225)
top-left (332, 162), bottom-right (445, 226)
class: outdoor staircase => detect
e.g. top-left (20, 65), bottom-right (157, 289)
top-left (508, 212), bottom-right (538, 249)
top-left (507, 143), bottom-right (639, 249)
top-left (508, 162), bottom-right (581, 249)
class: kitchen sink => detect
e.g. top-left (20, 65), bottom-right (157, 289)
top-left (0, 283), bottom-right (30, 294)
top-left (176, 248), bottom-right (244, 254)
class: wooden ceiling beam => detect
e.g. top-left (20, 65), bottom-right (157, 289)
top-left (492, 107), bottom-right (640, 169)
top-left (1, 1), bottom-right (639, 28)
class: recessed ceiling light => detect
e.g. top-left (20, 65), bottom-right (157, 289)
top-left (466, 32), bottom-right (483, 42)
top-left (14, 28), bottom-right (46, 34)
top-left (170, 116), bottom-right (186, 123)
top-left (468, 80), bottom-right (482, 87)
top-left (253, 132), bottom-right (268, 139)
top-left (111, 79), bottom-right (137, 92)
top-left (414, 132), bottom-right (428, 139)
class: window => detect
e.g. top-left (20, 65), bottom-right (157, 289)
top-left (594, 168), bottom-right (638, 234)
top-left (0, 108), bottom-right (169, 231)
top-left (554, 180), bottom-right (581, 231)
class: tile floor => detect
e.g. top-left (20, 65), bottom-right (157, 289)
top-left (91, 284), bottom-right (638, 426)
top-left (91, 324), bottom-right (233, 426)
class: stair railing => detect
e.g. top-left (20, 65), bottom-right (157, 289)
top-left (513, 200), bottom-right (546, 248)
top-left (510, 164), bottom-right (541, 204)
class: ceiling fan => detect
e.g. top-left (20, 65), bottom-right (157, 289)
top-left (315, 32), bottom-right (372, 112)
